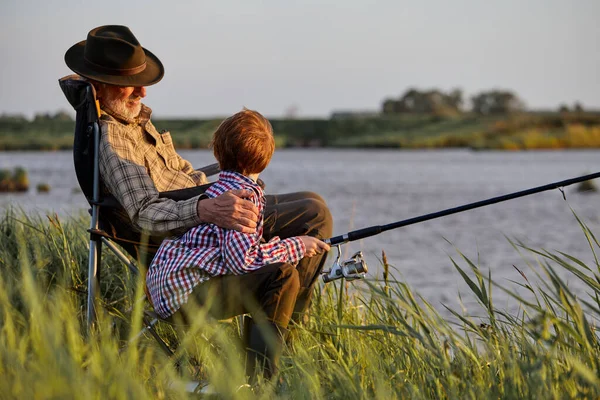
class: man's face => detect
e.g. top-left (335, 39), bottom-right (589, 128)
top-left (97, 84), bottom-right (147, 119)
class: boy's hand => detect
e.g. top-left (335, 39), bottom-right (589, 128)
top-left (299, 236), bottom-right (330, 258)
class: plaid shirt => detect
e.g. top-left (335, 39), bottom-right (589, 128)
top-left (147, 171), bottom-right (306, 319)
top-left (98, 104), bottom-right (208, 235)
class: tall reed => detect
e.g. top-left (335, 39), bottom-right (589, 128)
top-left (0, 207), bottom-right (598, 399)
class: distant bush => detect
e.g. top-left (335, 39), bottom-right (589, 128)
top-left (0, 167), bottom-right (29, 192)
top-left (33, 110), bottom-right (73, 122)
top-left (36, 183), bottom-right (51, 193)
top-left (576, 179), bottom-right (597, 193)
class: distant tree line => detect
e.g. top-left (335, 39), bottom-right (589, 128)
top-left (382, 88), bottom-right (533, 116)
top-left (0, 111), bottom-right (73, 123)
top-left (558, 102), bottom-right (585, 113)
top-left (382, 88), bottom-right (465, 116)
top-left (382, 88), bottom-right (593, 117)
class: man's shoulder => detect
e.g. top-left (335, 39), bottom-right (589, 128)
top-left (99, 113), bottom-right (127, 134)
top-left (98, 121), bottom-right (145, 167)
top-left (99, 111), bottom-right (124, 126)
top-left (99, 115), bottom-right (139, 144)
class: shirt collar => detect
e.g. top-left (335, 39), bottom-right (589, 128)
top-left (218, 171), bottom-right (263, 195)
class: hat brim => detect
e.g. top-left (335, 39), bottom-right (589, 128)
top-left (64, 40), bottom-right (164, 87)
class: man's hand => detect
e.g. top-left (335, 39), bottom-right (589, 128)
top-left (197, 189), bottom-right (258, 233)
top-left (299, 236), bottom-right (330, 258)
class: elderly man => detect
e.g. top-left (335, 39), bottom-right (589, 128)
top-left (64, 25), bottom-right (332, 380)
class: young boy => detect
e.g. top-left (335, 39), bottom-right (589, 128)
top-left (147, 108), bottom-right (329, 320)
top-left (147, 108), bottom-right (329, 381)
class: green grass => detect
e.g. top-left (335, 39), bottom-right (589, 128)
top-left (0, 207), bottom-right (599, 399)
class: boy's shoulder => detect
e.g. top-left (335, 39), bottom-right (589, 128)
top-left (207, 173), bottom-right (264, 207)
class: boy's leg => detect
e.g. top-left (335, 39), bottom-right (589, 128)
top-left (169, 263), bottom-right (300, 382)
top-left (263, 192), bottom-right (333, 322)
top-left (176, 262), bottom-right (300, 328)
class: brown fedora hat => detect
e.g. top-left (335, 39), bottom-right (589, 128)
top-left (65, 25), bottom-right (164, 87)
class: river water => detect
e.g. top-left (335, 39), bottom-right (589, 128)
top-left (1, 149), bottom-right (599, 317)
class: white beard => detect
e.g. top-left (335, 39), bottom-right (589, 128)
top-left (103, 95), bottom-right (142, 120)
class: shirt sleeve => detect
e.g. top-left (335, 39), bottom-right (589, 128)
top-left (98, 123), bottom-right (204, 236)
top-left (221, 231), bottom-right (306, 274)
top-left (219, 190), bottom-right (306, 274)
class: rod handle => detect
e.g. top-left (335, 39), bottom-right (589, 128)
top-left (325, 226), bottom-right (383, 246)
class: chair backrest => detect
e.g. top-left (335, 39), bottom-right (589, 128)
top-left (59, 75), bottom-right (103, 202)
top-left (59, 75), bottom-right (162, 263)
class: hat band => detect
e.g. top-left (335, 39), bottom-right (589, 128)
top-left (84, 56), bottom-right (147, 76)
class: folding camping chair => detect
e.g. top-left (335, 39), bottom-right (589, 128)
top-left (58, 75), bottom-right (220, 356)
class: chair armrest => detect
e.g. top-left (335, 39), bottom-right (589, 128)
top-left (158, 183), bottom-right (213, 201)
top-left (90, 184), bottom-right (213, 209)
top-left (197, 163), bottom-right (220, 177)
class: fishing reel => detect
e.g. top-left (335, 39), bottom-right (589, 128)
top-left (322, 245), bottom-right (368, 283)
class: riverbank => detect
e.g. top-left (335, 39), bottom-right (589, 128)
top-left (1, 112), bottom-right (600, 151)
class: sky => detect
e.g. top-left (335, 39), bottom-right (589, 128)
top-left (1, 0), bottom-right (598, 119)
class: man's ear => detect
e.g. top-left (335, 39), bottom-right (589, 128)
top-left (88, 80), bottom-right (103, 99)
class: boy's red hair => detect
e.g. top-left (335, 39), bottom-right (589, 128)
top-left (211, 108), bottom-right (275, 175)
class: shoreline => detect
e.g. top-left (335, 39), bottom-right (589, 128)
top-left (1, 112), bottom-right (600, 151)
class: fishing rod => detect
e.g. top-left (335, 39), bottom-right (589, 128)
top-left (320, 171), bottom-right (600, 283)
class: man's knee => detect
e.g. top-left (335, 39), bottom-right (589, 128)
top-left (264, 191), bottom-right (333, 240)
top-left (264, 263), bottom-right (300, 327)
top-left (296, 191), bottom-right (326, 204)
top-left (303, 196), bottom-right (333, 239)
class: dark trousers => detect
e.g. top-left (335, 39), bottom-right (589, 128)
top-left (262, 191), bottom-right (333, 321)
top-left (171, 191), bottom-right (333, 328)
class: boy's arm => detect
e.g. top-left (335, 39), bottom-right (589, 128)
top-left (221, 230), bottom-right (306, 274)
top-left (219, 190), bottom-right (305, 274)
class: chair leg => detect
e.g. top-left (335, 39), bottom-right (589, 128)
top-left (97, 234), bottom-right (191, 377)
top-left (86, 236), bottom-right (101, 332)
top-left (142, 312), bottom-right (176, 358)
top-left (96, 239), bottom-right (102, 291)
